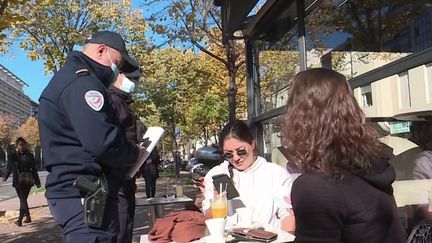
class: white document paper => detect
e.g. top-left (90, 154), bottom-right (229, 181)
top-left (128, 127), bottom-right (165, 178)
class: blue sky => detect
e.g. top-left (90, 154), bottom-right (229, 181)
top-left (0, 42), bottom-right (48, 102)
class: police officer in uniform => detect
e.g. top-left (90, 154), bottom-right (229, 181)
top-left (108, 68), bottom-right (143, 243)
top-left (38, 31), bottom-right (144, 243)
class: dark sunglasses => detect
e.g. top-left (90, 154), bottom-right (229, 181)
top-left (223, 148), bottom-right (248, 161)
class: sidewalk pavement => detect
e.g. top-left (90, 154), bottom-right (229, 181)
top-left (0, 172), bottom-right (201, 243)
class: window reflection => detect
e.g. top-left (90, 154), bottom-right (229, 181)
top-left (305, 0), bottom-right (432, 79)
top-left (261, 119), bottom-right (282, 160)
top-left (257, 27), bottom-right (300, 113)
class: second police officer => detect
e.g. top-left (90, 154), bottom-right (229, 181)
top-left (38, 31), bottom-right (145, 242)
top-left (108, 67), bottom-right (144, 243)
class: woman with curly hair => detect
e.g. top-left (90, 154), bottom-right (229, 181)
top-left (282, 68), bottom-right (405, 242)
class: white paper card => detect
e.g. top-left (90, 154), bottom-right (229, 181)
top-left (128, 127), bottom-right (165, 178)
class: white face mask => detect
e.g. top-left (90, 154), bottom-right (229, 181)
top-left (107, 50), bottom-right (120, 82)
top-left (120, 76), bottom-right (135, 93)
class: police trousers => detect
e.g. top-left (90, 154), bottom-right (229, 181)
top-left (48, 197), bottom-right (119, 243)
top-left (117, 180), bottom-right (136, 243)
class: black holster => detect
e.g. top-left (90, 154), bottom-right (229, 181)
top-left (73, 175), bottom-right (108, 228)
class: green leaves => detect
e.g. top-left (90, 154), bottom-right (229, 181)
top-left (133, 46), bottom-right (229, 147)
top-left (144, 0), bottom-right (246, 121)
top-left (2, 0), bottom-right (148, 74)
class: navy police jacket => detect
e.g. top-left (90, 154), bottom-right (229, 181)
top-left (38, 51), bottom-right (139, 199)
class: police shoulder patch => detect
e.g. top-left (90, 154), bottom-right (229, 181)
top-left (84, 90), bottom-right (104, 111)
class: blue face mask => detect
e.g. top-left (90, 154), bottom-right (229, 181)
top-left (107, 51), bottom-right (120, 83)
top-left (120, 76), bottom-right (136, 93)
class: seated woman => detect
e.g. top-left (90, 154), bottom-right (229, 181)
top-left (281, 68), bottom-right (406, 242)
top-left (202, 120), bottom-right (295, 232)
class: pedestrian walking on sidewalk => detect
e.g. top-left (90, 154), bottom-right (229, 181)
top-left (139, 147), bottom-right (161, 198)
top-left (2, 137), bottom-right (41, 227)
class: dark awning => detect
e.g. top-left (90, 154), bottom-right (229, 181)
top-left (215, 0), bottom-right (322, 41)
top-left (221, 0), bottom-right (259, 38)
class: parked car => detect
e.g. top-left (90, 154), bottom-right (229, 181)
top-left (190, 146), bottom-right (221, 178)
top-left (186, 158), bottom-right (198, 171)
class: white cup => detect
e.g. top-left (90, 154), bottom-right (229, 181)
top-left (205, 218), bottom-right (226, 239)
top-left (236, 207), bottom-right (253, 227)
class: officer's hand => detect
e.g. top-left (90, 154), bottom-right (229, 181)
top-left (138, 143), bottom-right (146, 152)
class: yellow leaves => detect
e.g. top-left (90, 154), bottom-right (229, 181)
top-left (0, 114), bottom-right (18, 146)
top-left (155, 25), bottom-right (166, 34)
top-left (17, 117), bottom-right (40, 146)
top-left (135, 45), bottom-right (230, 141)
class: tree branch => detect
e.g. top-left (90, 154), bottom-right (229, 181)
top-left (174, 3), bottom-right (227, 65)
top-left (26, 27), bottom-right (59, 72)
top-left (0, 0), bottom-right (8, 15)
top-left (235, 60), bottom-right (245, 69)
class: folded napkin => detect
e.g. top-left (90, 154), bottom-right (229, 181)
top-left (148, 210), bottom-right (207, 243)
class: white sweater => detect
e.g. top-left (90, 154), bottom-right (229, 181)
top-left (203, 156), bottom-right (293, 229)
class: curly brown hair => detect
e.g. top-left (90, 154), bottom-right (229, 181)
top-left (281, 68), bottom-right (384, 179)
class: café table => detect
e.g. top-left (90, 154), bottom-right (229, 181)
top-left (136, 196), bottom-right (193, 227)
top-left (139, 230), bottom-right (295, 242)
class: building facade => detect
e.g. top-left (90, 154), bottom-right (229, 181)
top-left (0, 64), bottom-right (35, 124)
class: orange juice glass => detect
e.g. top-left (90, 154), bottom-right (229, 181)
top-left (211, 195), bottom-right (227, 218)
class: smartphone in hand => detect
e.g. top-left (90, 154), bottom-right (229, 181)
top-left (212, 174), bottom-right (239, 200)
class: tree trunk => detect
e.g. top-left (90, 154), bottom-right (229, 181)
top-left (227, 74), bottom-right (237, 122)
top-left (170, 121), bottom-right (179, 178)
top-left (204, 126), bottom-right (209, 146)
top-left (225, 39), bottom-right (239, 122)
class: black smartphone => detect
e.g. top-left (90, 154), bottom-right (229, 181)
top-left (212, 173), bottom-right (239, 200)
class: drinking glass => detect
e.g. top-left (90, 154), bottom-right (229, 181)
top-left (211, 194), bottom-right (228, 218)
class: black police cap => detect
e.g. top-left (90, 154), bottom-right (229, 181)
top-left (125, 68), bottom-right (143, 80)
top-left (85, 31), bottom-right (139, 73)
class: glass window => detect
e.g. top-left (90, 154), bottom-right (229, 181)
top-left (256, 26), bottom-right (300, 114)
top-left (305, 0), bottom-right (431, 76)
top-left (361, 85), bottom-right (373, 107)
top-left (414, 13), bottom-right (432, 51)
top-left (261, 118), bottom-right (282, 162)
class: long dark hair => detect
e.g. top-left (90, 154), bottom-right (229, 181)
top-left (219, 120), bottom-right (255, 150)
top-left (15, 137), bottom-right (27, 145)
top-left (15, 137), bottom-right (29, 153)
top-left (282, 68), bottom-right (384, 179)
top-left (219, 120), bottom-right (256, 177)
